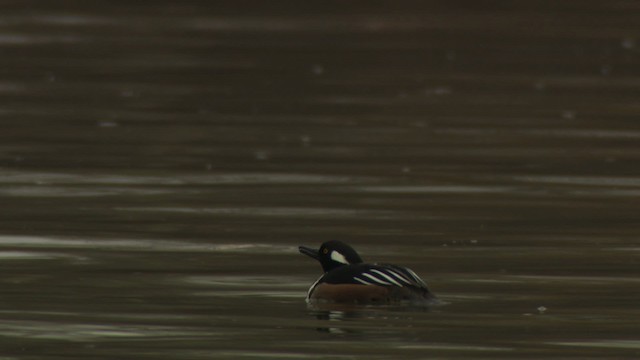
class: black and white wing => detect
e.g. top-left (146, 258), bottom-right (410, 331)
top-left (320, 263), bottom-right (430, 290)
top-left (352, 264), bottom-right (430, 290)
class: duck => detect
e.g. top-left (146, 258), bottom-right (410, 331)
top-left (299, 240), bottom-right (436, 305)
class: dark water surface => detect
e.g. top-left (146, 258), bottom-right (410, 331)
top-left (1, 1), bottom-right (640, 358)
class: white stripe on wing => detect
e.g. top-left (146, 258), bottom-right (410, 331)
top-left (353, 277), bottom-right (374, 285)
top-left (405, 268), bottom-right (428, 287)
top-left (384, 268), bottom-right (414, 285)
top-left (361, 272), bottom-right (392, 286)
top-left (370, 269), bottom-right (403, 286)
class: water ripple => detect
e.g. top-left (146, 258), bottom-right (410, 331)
top-left (511, 175), bottom-right (640, 187)
top-left (116, 206), bottom-right (384, 218)
top-left (551, 340), bottom-right (640, 350)
top-left (0, 171), bottom-right (370, 186)
top-left (0, 319), bottom-right (215, 341)
top-left (0, 235), bottom-right (293, 254)
top-left (358, 185), bottom-right (515, 194)
top-left (0, 251), bottom-right (87, 261)
top-left (0, 186), bottom-right (171, 197)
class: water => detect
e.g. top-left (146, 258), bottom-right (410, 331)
top-left (1, 1), bottom-right (639, 358)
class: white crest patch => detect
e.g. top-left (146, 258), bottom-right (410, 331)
top-left (330, 250), bottom-right (349, 264)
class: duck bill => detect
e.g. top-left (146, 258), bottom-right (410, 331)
top-left (298, 245), bottom-right (319, 260)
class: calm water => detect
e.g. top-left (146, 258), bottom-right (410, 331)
top-left (1, 1), bottom-right (640, 358)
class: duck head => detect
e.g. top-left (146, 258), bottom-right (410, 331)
top-left (299, 240), bottom-right (363, 273)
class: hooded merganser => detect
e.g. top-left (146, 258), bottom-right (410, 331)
top-left (299, 240), bottom-right (436, 305)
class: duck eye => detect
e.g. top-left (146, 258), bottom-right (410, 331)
top-left (322, 248), bottom-right (328, 254)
